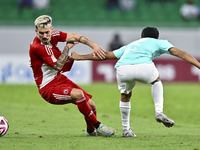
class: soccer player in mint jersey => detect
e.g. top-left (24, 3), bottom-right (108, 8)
top-left (29, 15), bottom-right (116, 136)
top-left (70, 27), bottom-right (200, 137)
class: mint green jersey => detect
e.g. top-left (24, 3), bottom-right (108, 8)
top-left (113, 38), bottom-right (174, 68)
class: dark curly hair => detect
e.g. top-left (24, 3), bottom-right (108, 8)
top-left (141, 27), bottom-right (159, 39)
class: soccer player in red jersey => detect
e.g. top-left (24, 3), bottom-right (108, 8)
top-left (29, 15), bottom-right (116, 136)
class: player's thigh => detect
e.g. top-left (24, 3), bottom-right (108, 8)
top-left (136, 63), bottom-right (159, 84)
top-left (116, 66), bottom-right (136, 94)
top-left (61, 77), bottom-right (92, 100)
top-left (116, 65), bottom-right (136, 81)
top-left (51, 84), bottom-right (74, 100)
top-left (41, 84), bottom-right (75, 105)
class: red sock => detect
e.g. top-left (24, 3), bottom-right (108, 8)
top-left (84, 105), bottom-right (97, 130)
top-left (84, 117), bottom-right (95, 130)
top-left (76, 97), bottom-right (98, 125)
top-left (93, 107), bottom-right (97, 116)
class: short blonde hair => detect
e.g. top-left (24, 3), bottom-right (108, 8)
top-left (34, 15), bottom-right (52, 28)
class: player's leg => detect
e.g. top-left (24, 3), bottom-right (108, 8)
top-left (120, 92), bottom-right (136, 137)
top-left (120, 92), bottom-right (131, 131)
top-left (71, 88), bottom-right (116, 136)
top-left (116, 65), bottom-right (137, 137)
top-left (136, 63), bottom-right (174, 127)
top-left (70, 88), bottom-right (100, 128)
top-left (40, 82), bottom-right (99, 127)
top-left (134, 63), bottom-right (164, 117)
top-left (87, 99), bottom-right (97, 116)
top-left (41, 77), bottom-right (116, 136)
top-left (151, 77), bottom-right (175, 128)
top-left (85, 99), bottom-right (97, 136)
top-left (151, 76), bottom-right (163, 114)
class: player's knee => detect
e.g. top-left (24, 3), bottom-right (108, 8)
top-left (121, 92), bottom-right (132, 102)
top-left (71, 88), bottom-right (84, 100)
top-left (151, 76), bottom-right (161, 84)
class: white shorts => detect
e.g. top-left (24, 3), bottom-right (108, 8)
top-left (116, 63), bottom-right (159, 94)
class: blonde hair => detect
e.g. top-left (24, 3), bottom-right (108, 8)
top-left (34, 15), bottom-right (52, 28)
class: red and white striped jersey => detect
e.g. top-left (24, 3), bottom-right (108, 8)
top-left (29, 30), bottom-right (73, 89)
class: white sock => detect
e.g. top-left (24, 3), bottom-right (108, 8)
top-left (119, 101), bottom-right (131, 130)
top-left (151, 81), bottom-right (163, 114)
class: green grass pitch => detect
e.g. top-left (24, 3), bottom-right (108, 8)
top-left (0, 82), bottom-right (200, 150)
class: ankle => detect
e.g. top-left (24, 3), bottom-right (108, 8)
top-left (94, 121), bottom-right (101, 129)
top-left (87, 129), bottom-right (95, 134)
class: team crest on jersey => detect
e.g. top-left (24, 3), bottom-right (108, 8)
top-left (63, 89), bottom-right (69, 95)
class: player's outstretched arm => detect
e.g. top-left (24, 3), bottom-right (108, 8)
top-left (53, 42), bottom-right (75, 71)
top-left (169, 47), bottom-right (200, 69)
top-left (66, 33), bottom-right (106, 59)
top-left (70, 51), bottom-right (117, 61)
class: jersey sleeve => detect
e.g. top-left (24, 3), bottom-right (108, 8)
top-left (159, 40), bottom-right (174, 55)
top-left (51, 31), bottom-right (67, 44)
top-left (35, 45), bottom-right (57, 68)
top-left (58, 31), bottom-right (67, 42)
top-left (113, 45), bottom-right (127, 59)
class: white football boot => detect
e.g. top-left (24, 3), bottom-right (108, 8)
top-left (96, 124), bottom-right (116, 136)
top-left (156, 113), bottom-right (175, 128)
top-left (123, 128), bottom-right (136, 137)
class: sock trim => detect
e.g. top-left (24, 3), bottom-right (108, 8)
top-left (119, 101), bottom-right (131, 109)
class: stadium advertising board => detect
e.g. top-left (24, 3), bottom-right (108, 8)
top-left (92, 59), bottom-right (200, 82)
top-left (0, 55), bottom-right (33, 83)
top-left (0, 55), bottom-right (200, 84)
top-left (0, 55), bottom-right (92, 84)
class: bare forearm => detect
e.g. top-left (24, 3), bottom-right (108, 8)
top-left (77, 53), bottom-right (104, 61)
top-left (169, 47), bottom-right (200, 69)
top-left (180, 51), bottom-right (200, 69)
top-left (78, 36), bottom-right (91, 46)
top-left (66, 33), bottom-right (106, 59)
top-left (53, 45), bottom-right (70, 70)
top-left (71, 51), bottom-right (117, 61)
top-left (66, 34), bottom-right (95, 48)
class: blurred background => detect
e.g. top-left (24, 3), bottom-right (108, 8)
top-left (0, 0), bottom-right (200, 84)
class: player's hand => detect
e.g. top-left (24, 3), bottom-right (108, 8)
top-left (69, 51), bottom-right (80, 60)
top-left (92, 44), bottom-right (106, 59)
